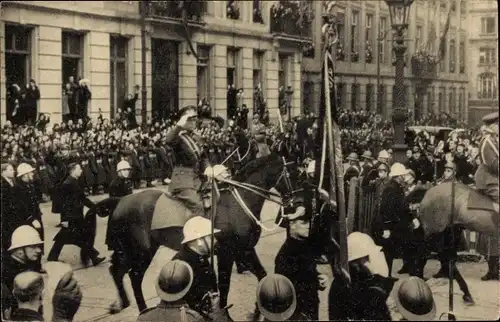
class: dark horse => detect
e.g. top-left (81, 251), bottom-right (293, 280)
top-left (95, 153), bottom-right (299, 314)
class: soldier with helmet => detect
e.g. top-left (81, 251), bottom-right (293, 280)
top-left (13, 162), bottom-right (45, 272)
top-left (436, 162), bottom-right (457, 184)
top-left (2, 225), bottom-right (44, 310)
top-left (108, 160), bottom-right (134, 198)
top-left (372, 163), bottom-right (411, 277)
top-left (137, 260), bottom-right (229, 322)
top-left (329, 232), bottom-right (394, 320)
top-left (165, 106), bottom-right (211, 217)
top-left (360, 150), bottom-right (374, 176)
top-left (172, 216), bottom-right (221, 317)
top-left (392, 277), bottom-right (436, 321)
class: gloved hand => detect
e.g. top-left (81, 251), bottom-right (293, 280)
top-left (177, 113), bottom-right (195, 129)
top-left (52, 271), bottom-right (82, 321)
top-left (32, 220), bottom-right (41, 229)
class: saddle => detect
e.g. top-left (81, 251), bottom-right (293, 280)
top-left (151, 192), bottom-right (195, 230)
top-left (467, 188), bottom-right (499, 213)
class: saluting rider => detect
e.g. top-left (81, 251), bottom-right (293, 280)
top-left (164, 105), bottom-right (211, 216)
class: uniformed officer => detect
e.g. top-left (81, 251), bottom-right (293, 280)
top-left (137, 260), bottom-right (228, 322)
top-left (108, 160), bottom-right (134, 198)
top-left (13, 163), bottom-right (44, 272)
top-left (436, 162), bottom-right (457, 184)
top-left (172, 216), bottom-right (221, 317)
top-left (372, 163), bottom-right (411, 277)
top-left (475, 112), bottom-right (499, 281)
top-left (47, 162), bottom-right (105, 267)
top-left (165, 106), bottom-right (211, 217)
top-left (274, 205), bottom-right (328, 320)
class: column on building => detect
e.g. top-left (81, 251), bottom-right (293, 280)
top-left (386, 79), bottom-right (395, 118)
top-left (241, 47), bottom-right (254, 117)
top-left (87, 32), bottom-right (111, 118)
top-left (178, 41), bottom-right (197, 110)
top-left (39, 26), bottom-right (63, 122)
top-left (265, 50), bottom-right (279, 120)
top-left (213, 44), bottom-right (227, 119)
top-left (454, 0), bottom-right (460, 75)
top-left (291, 52), bottom-right (301, 117)
top-left (133, 34), bottom-right (153, 122)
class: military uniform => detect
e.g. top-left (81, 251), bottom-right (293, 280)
top-left (165, 123), bottom-right (210, 217)
top-left (137, 302), bottom-right (205, 322)
top-left (108, 177), bottom-right (133, 198)
top-left (172, 245), bottom-right (218, 316)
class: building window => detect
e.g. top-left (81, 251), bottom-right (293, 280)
top-left (477, 73), bottom-right (497, 100)
top-left (253, 0), bottom-right (264, 23)
top-left (351, 83), bottom-right (359, 111)
top-left (227, 1), bottom-right (240, 20)
top-left (479, 47), bottom-right (496, 65)
top-left (439, 40), bottom-right (446, 72)
top-left (227, 48), bottom-right (239, 87)
top-left (197, 46), bottom-right (211, 101)
top-left (449, 39), bottom-right (456, 73)
top-left (365, 14), bottom-right (374, 63)
top-left (253, 51), bottom-right (264, 90)
top-left (62, 31), bottom-right (84, 87)
top-left (459, 41), bottom-right (465, 73)
top-left (110, 36), bottom-right (128, 119)
top-left (4, 25), bottom-right (31, 89)
top-left (416, 26), bottom-right (423, 51)
top-left (151, 39), bottom-right (179, 120)
top-left (278, 54), bottom-right (290, 89)
top-left (303, 81), bottom-right (314, 114)
top-left (336, 13), bottom-right (346, 61)
top-left (366, 84), bottom-right (373, 111)
top-left (379, 17), bottom-right (387, 64)
top-left (351, 10), bottom-right (359, 62)
top-left (481, 17), bottom-right (496, 34)
top-left (377, 84), bottom-right (385, 114)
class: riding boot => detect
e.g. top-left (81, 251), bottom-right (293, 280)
top-left (481, 256), bottom-right (499, 281)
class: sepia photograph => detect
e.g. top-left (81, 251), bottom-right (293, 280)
top-left (0, 0), bottom-right (498, 321)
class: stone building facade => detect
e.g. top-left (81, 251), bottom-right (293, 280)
top-left (301, 0), bottom-right (469, 123)
top-left (1, 1), bottom-right (311, 124)
top-left (466, 0), bottom-right (498, 126)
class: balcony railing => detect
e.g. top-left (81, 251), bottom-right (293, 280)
top-left (270, 1), bottom-right (313, 39)
top-left (147, 1), bottom-right (206, 22)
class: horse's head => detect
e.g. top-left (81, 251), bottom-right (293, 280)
top-left (234, 152), bottom-right (300, 203)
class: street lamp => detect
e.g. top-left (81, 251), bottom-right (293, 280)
top-left (385, 0), bottom-right (414, 163)
top-left (285, 85), bottom-right (294, 121)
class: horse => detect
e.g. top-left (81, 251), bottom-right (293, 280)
top-left (415, 181), bottom-right (499, 304)
top-left (95, 153), bottom-right (299, 314)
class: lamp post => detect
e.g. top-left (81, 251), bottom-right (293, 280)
top-left (385, 0), bottom-right (413, 163)
top-left (285, 85), bottom-right (294, 121)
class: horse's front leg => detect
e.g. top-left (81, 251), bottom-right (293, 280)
top-left (217, 242), bottom-right (236, 309)
top-left (108, 250), bottom-right (131, 314)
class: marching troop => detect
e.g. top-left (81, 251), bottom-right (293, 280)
top-left (1, 102), bottom-right (498, 321)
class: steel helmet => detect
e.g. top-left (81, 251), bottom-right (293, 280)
top-left (347, 232), bottom-right (388, 277)
top-left (181, 216), bottom-right (221, 244)
top-left (8, 225), bottom-right (43, 251)
top-left (156, 260), bottom-right (193, 302)
top-left (347, 152), bottom-right (359, 161)
top-left (361, 150), bottom-right (373, 160)
top-left (391, 277), bottom-right (436, 321)
top-left (378, 150), bottom-right (390, 159)
top-left (116, 160), bottom-right (132, 172)
top-left (16, 163), bottom-right (35, 177)
top-left (389, 163), bottom-right (410, 177)
top-left (256, 274), bottom-right (296, 321)
top-left (444, 162), bottom-right (456, 171)
top-left (347, 232), bottom-right (376, 262)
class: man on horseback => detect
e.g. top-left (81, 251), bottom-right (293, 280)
top-left (475, 112), bottom-right (499, 205)
top-left (475, 112), bottom-right (499, 281)
top-left (165, 105), bottom-right (211, 217)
